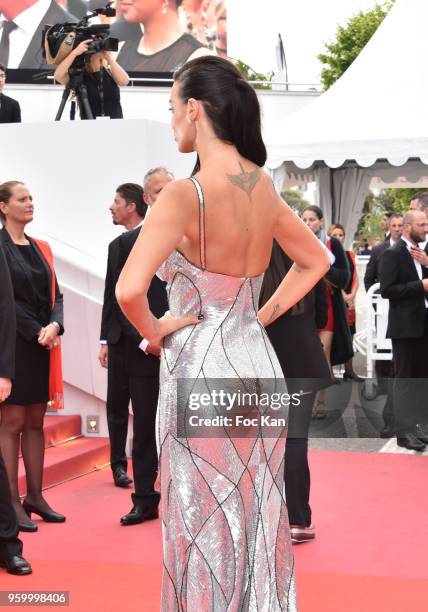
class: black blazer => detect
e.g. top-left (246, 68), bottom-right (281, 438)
top-left (325, 236), bottom-right (350, 290)
top-left (364, 239), bottom-right (390, 291)
top-left (0, 241), bottom-right (16, 379)
top-left (100, 227), bottom-right (169, 373)
top-left (18, 1), bottom-right (77, 69)
top-left (380, 238), bottom-right (428, 339)
top-left (100, 235), bottom-right (122, 345)
top-left (0, 228), bottom-right (64, 342)
top-left (325, 237), bottom-right (353, 366)
top-left (0, 94), bottom-right (21, 123)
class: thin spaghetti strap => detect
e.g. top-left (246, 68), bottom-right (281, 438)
top-left (189, 177), bottom-right (206, 270)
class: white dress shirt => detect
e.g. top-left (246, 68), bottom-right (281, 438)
top-left (401, 236), bottom-right (428, 308)
top-left (1, 0), bottom-right (50, 68)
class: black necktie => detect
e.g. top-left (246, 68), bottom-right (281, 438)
top-left (0, 21), bottom-right (17, 67)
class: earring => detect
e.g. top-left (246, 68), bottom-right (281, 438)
top-left (162, 1), bottom-right (168, 14)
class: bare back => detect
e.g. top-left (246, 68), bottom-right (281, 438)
top-left (176, 158), bottom-right (279, 278)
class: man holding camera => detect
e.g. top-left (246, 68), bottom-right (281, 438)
top-left (380, 210), bottom-right (428, 451)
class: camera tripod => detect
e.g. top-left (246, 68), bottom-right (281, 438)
top-left (55, 66), bottom-right (94, 121)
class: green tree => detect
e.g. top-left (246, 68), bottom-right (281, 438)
top-left (234, 60), bottom-right (273, 90)
top-left (318, 2), bottom-right (394, 90)
top-left (357, 188), bottom-right (422, 243)
top-left (384, 188), bottom-right (422, 212)
top-left (281, 189), bottom-right (310, 214)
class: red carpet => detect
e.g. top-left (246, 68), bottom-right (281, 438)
top-left (4, 451), bottom-right (427, 611)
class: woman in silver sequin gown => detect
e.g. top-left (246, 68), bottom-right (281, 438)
top-left (117, 57), bottom-right (329, 611)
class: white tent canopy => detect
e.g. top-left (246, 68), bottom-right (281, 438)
top-left (265, 0), bottom-right (428, 244)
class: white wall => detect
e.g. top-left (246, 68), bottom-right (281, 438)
top-left (0, 118), bottom-right (194, 261)
top-left (3, 82), bottom-right (318, 126)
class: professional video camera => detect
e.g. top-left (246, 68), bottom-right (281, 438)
top-left (42, 2), bottom-right (118, 68)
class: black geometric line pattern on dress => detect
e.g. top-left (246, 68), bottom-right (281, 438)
top-left (166, 441), bottom-right (279, 609)
top-left (161, 418), bottom-right (290, 607)
top-left (160, 364), bottom-right (289, 607)
top-left (164, 437), bottom-right (252, 605)
top-left (159, 395), bottom-right (293, 605)
top-left (163, 270), bottom-right (202, 373)
top-left (157, 254), bottom-right (295, 606)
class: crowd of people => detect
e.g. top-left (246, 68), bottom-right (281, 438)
top-left (367, 194), bottom-right (428, 451)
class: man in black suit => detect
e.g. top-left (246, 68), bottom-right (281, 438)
top-left (99, 177), bottom-right (170, 525)
top-left (380, 210), bottom-right (428, 451)
top-left (364, 214), bottom-right (403, 291)
top-left (364, 214), bottom-right (403, 435)
top-left (0, 242), bottom-right (31, 575)
top-left (0, 0), bottom-right (77, 69)
top-left (0, 63), bottom-right (21, 122)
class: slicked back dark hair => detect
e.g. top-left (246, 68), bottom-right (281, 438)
top-left (116, 182), bottom-right (147, 218)
top-left (174, 56), bottom-right (267, 167)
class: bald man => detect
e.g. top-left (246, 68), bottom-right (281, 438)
top-left (380, 210), bottom-right (428, 451)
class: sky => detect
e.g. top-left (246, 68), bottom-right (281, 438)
top-left (229, 0), bottom-right (383, 86)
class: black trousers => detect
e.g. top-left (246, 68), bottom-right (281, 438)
top-left (284, 391), bottom-right (315, 528)
top-left (392, 313), bottom-right (428, 435)
top-left (0, 452), bottom-right (22, 560)
top-left (107, 337), bottom-right (160, 509)
top-left (375, 359), bottom-right (394, 428)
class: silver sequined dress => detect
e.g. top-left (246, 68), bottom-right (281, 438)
top-left (156, 178), bottom-right (297, 611)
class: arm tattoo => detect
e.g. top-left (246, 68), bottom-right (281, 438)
top-left (226, 162), bottom-right (261, 201)
top-left (267, 304), bottom-right (281, 324)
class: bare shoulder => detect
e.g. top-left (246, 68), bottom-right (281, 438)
top-left (153, 178), bottom-right (196, 211)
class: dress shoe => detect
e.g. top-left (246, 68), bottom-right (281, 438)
top-left (0, 555), bottom-right (32, 575)
top-left (113, 468), bottom-right (133, 488)
top-left (290, 524), bottom-right (315, 544)
top-left (17, 519), bottom-right (38, 533)
top-left (380, 424), bottom-right (395, 439)
top-left (397, 433), bottom-right (426, 452)
top-left (120, 506), bottom-right (159, 526)
top-left (23, 500), bottom-right (66, 523)
top-left (415, 424), bottom-right (428, 444)
top-left (343, 372), bottom-right (364, 382)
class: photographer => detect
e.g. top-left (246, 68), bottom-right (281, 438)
top-left (53, 41), bottom-right (129, 119)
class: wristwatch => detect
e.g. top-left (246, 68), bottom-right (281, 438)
top-left (51, 321), bottom-right (61, 332)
